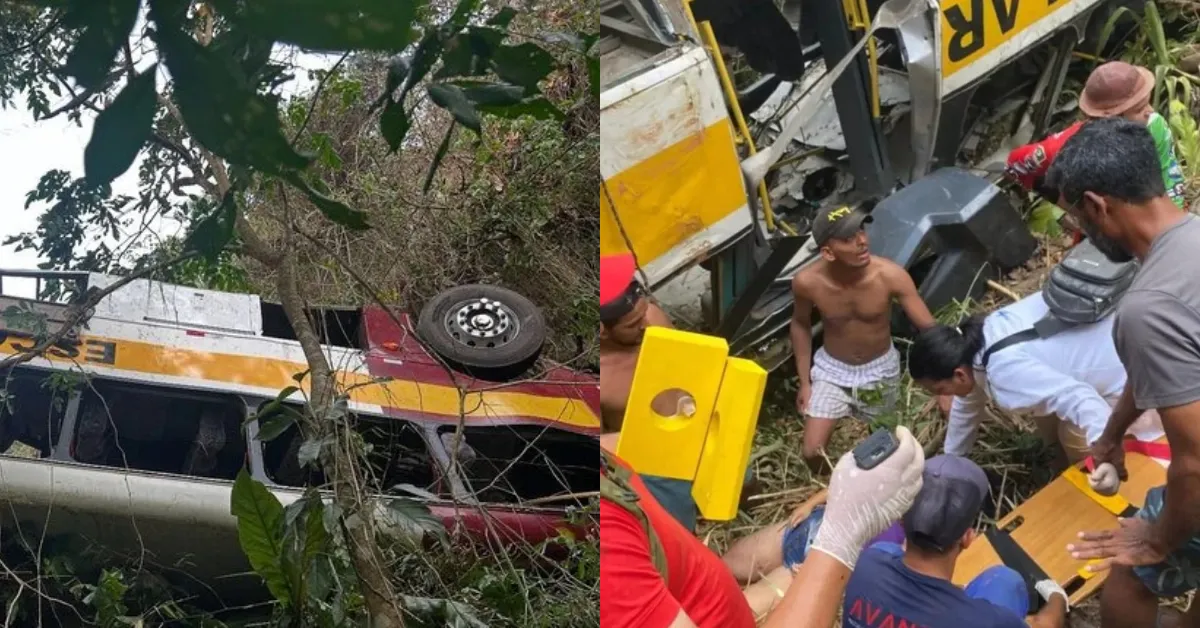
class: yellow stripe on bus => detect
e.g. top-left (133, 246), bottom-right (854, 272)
top-left (0, 334), bottom-right (600, 429)
top-left (600, 118), bottom-right (747, 264)
top-left (939, 0), bottom-right (1072, 78)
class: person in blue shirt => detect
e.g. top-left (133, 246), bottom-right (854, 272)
top-left (842, 455), bottom-right (1068, 628)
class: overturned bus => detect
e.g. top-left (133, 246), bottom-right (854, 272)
top-left (0, 269), bottom-right (599, 606)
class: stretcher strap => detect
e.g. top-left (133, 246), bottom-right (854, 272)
top-left (984, 528), bottom-right (1046, 613)
top-left (1082, 439), bottom-right (1171, 472)
top-left (1060, 465), bottom-right (1141, 581)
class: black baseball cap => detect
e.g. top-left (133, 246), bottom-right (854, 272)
top-left (902, 454), bottom-right (990, 552)
top-left (812, 205), bottom-right (873, 246)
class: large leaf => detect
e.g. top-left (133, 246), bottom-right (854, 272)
top-left (152, 18), bottom-right (311, 175)
top-left (435, 27), bottom-right (503, 80)
top-left (490, 43), bottom-right (555, 90)
top-left (184, 192), bottom-right (238, 262)
top-left (447, 0), bottom-right (481, 30)
top-left (428, 83), bottom-right (481, 132)
top-left (487, 7), bottom-right (517, 28)
top-left (453, 80), bottom-right (563, 121)
top-left (230, 469), bottom-right (294, 605)
top-left (479, 96), bottom-right (564, 121)
top-left (423, 122), bottom-right (456, 194)
top-left (63, 0), bottom-right (140, 90)
top-left (84, 64), bottom-right (158, 186)
top-left (285, 171), bottom-right (371, 230)
top-left (380, 96), bottom-right (410, 152)
top-left (384, 498), bottom-right (448, 547)
top-left (208, 0), bottom-right (424, 52)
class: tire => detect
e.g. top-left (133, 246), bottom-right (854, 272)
top-left (416, 284), bottom-right (547, 381)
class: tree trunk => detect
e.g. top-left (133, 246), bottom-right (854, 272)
top-left (273, 249), bottom-right (405, 627)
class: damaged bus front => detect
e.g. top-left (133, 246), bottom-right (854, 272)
top-left (601, 0), bottom-right (1124, 366)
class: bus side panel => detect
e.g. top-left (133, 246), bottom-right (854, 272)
top-left (940, 0), bottom-right (1108, 95)
top-left (600, 44), bottom-right (751, 287)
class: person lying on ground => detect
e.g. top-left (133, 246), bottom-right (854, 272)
top-left (1006, 60), bottom-right (1186, 211)
top-left (600, 426), bottom-right (926, 628)
top-left (790, 203), bottom-right (940, 473)
top-left (841, 454), bottom-right (1068, 628)
top-left (907, 292), bottom-right (1164, 465)
top-left (598, 252), bottom-right (757, 531)
top-left (1049, 118), bottom-right (1200, 627)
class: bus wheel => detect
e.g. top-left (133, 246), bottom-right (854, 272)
top-left (416, 284), bottom-right (547, 381)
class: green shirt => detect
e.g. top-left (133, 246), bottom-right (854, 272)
top-left (1147, 112), bottom-right (1187, 208)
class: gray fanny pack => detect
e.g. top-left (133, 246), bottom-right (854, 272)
top-left (982, 239), bottom-right (1137, 367)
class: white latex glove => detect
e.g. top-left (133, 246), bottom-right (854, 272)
top-left (1035, 579), bottom-right (1069, 610)
top-left (1088, 462), bottom-right (1120, 497)
top-left (810, 426), bottom-right (926, 569)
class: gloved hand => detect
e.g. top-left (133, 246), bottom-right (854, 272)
top-left (1088, 462), bottom-right (1120, 497)
top-left (810, 426), bottom-right (925, 569)
top-left (1035, 579), bottom-right (1069, 611)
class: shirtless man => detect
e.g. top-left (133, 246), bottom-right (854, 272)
top-left (791, 205), bottom-right (937, 472)
top-left (599, 252), bottom-right (674, 435)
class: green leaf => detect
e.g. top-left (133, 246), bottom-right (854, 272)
top-left (380, 96), bottom-right (410, 152)
top-left (1027, 200), bottom-right (1065, 237)
top-left (479, 96), bottom-right (564, 121)
top-left (487, 7), bottom-right (518, 28)
top-left (301, 495), bottom-right (328, 566)
top-left (63, 0), bottom-right (140, 90)
top-left (436, 27), bottom-right (504, 80)
top-left (285, 171), bottom-right (371, 230)
top-left (152, 20), bottom-right (311, 175)
top-left (310, 132), bottom-right (343, 170)
top-left (84, 65), bottom-right (158, 187)
top-left (589, 54), bottom-right (600, 98)
top-left (384, 498), bottom-right (448, 547)
top-left (428, 83), bottom-right (481, 132)
top-left (423, 122), bottom-right (456, 194)
top-left (184, 192), bottom-right (238, 262)
top-left (453, 81), bottom-right (525, 105)
top-left (231, 469), bottom-right (294, 605)
top-left (448, 0), bottom-right (481, 30)
top-left (256, 412), bottom-right (297, 442)
top-left (490, 43), bottom-right (556, 90)
top-left (207, 0), bottom-right (424, 52)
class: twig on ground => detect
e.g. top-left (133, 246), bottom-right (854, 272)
top-left (986, 279), bottom-right (1022, 302)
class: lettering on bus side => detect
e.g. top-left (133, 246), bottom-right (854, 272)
top-left (0, 329), bottom-right (117, 365)
top-left (941, 0), bottom-right (1074, 76)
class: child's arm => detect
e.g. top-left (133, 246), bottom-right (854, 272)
top-left (1147, 112), bottom-right (1187, 208)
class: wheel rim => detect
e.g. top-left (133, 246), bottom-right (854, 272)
top-left (444, 297), bottom-right (520, 349)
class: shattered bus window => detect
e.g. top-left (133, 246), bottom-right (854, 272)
top-left (0, 367), bottom-right (72, 458)
top-left (73, 380), bottom-right (246, 480)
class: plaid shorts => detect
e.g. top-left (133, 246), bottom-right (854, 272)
top-left (1133, 485), bottom-right (1200, 597)
top-left (806, 346), bottom-right (901, 421)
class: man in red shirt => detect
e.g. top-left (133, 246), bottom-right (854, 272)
top-left (601, 427), bottom-right (928, 628)
top-left (1005, 121), bottom-right (1083, 199)
top-left (601, 453), bottom-right (757, 628)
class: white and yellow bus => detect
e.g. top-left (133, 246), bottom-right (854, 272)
top-left (0, 269), bottom-right (599, 605)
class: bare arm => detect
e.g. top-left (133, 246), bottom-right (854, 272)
top-left (1099, 385), bottom-right (1140, 444)
top-left (666, 610), bottom-right (698, 628)
top-left (884, 260), bottom-right (935, 330)
top-left (790, 275), bottom-right (815, 393)
top-left (1028, 597), bottom-right (1067, 628)
top-left (1153, 400), bottom-right (1200, 551)
top-left (761, 551), bottom-right (849, 628)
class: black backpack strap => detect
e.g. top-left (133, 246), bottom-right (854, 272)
top-left (980, 316), bottom-right (1076, 368)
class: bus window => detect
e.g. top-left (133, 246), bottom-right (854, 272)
top-left (258, 405), bottom-right (439, 497)
top-left (72, 381), bottom-right (246, 480)
top-left (440, 425), bottom-right (598, 504)
top-left (0, 367), bottom-right (72, 458)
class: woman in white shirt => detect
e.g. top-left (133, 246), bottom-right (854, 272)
top-left (906, 292), bottom-right (1163, 463)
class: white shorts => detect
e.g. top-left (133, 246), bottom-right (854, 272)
top-left (807, 346), bottom-right (901, 421)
